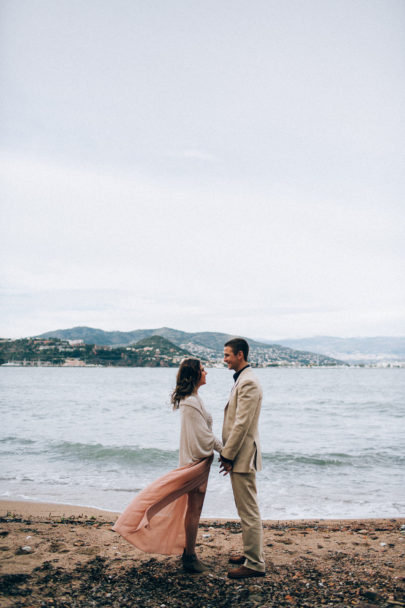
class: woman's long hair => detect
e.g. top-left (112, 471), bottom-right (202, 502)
top-left (171, 358), bottom-right (202, 409)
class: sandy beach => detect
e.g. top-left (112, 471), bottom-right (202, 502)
top-left (0, 501), bottom-right (404, 607)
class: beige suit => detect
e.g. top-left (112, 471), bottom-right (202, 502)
top-left (222, 366), bottom-right (265, 572)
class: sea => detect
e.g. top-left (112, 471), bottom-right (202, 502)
top-left (0, 367), bottom-right (404, 520)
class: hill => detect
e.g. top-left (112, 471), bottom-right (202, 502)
top-left (36, 326), bottom-right (346, 367)
top-left (129, 335), bottom-right (191, 361)
top-left (0, 335), bottom-right (191, 367)
top-left (273, 336), bottom-right (405, 364)
top-left (37, 326), bottom-right (151, 346)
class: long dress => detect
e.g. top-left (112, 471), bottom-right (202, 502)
top-left (112, 394), bottom-right (222, 555)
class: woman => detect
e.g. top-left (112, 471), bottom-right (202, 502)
top-left (113, 358), bottom-right (222, 573)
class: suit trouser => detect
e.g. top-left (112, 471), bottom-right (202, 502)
top-left (230, 471), bottom-right (265, 572)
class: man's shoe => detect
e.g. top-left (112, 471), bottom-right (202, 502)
top-left (182, 550), bottom-right (208, 573)
top-left (228, 554), bottom-right (245, 565)
top-left (227, 565), bottom-right (265, 579)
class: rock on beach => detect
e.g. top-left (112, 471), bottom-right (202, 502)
top-left (0, 501), bottom-right (404, 607)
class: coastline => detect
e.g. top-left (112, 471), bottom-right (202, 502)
top-left (4, 362), bottom-right (404, 368)
top-left (0, 499), bottom-right (121, 520)
top-left (1, 500), bottom-right (404, 607)
top-left (1, 498), bottom-right (404, 525)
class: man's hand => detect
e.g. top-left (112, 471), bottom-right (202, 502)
top-left (219, 455), bottom-right (233, 475)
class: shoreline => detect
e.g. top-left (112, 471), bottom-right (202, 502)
top-left (1, 500), bottom-right (404, 607)
top-left (1, 498), bottom-right (403, 524)
top-left (0, 499), bottom-right (121, 521)
top-left (3, 363), bottom-right (404, 369)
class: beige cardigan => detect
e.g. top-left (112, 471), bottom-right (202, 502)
top-left (178, 394), bottom-right (222, 466)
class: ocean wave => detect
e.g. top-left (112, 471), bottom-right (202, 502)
top-left (49, 441), bottom-right (179, 465)
top-left (2, 435), bottom-right (402, 470)
top-left (0, 436), bottom-right (36, 445)
top-left (45, 441), bottom-right (405, 469)
top-left (261, 450), bottom-right (405, 467)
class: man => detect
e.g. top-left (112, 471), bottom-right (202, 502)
top-left (220, 337), bottom-right (265, 579)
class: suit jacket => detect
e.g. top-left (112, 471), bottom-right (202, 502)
top-left (221, 366), bottom-right (263, 473)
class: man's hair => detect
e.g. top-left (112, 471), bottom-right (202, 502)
top-left (224, 338), bottom-right (249, 361)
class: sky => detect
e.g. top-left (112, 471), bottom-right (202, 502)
top-left (1, 0), bottom-right (404, 340)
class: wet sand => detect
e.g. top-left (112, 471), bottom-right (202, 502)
top-left (1, 500), bottom-right (404, 607)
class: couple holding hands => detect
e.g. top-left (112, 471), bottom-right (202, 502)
top-left (113, 338), bottom-right (265, 579)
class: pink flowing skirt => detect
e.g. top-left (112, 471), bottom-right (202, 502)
top-left (112, 455), bottom-right (213, 555)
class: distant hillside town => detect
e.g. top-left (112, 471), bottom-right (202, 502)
top-left (0, 336), bottom-right (190, 368)
top-left (1, 327), bottom-right (403, 368)
top-left (274, 336), bottom-right (405, 366)
top-left (1, 326), bottom-right (346, 367)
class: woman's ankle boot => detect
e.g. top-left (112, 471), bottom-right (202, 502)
top-left (182, 549), bottom-right (208, 573)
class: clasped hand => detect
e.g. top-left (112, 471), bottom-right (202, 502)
top-left (219, 455), bottom-right (233, 475)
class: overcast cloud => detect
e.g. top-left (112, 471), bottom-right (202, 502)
top-left (1, 0), bottom-right (404, 339)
